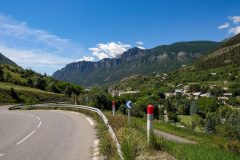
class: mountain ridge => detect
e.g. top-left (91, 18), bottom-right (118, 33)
top-left (53, 41), bottom-right (221, 87)
top-left (0, 52), bottom-right (17, 66)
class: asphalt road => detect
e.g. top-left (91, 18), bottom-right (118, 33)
top-left (0, 106), bottom-right (98, 160)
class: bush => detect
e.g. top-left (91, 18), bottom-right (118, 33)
top-left (226, 140), bottom-right (240, 155)
top-left (198, 97), bottom-right (219, 114)
top-left (167, 112), bottom-right (179, 122)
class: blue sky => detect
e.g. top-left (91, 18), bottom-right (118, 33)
top-left (0, 0), bottom-right (240, 74)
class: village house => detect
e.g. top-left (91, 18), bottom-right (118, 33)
top-left (184, 85), bottom-right (190, 90)
top-left (174, 89), bottom-right (183, 95)
top-left (223, 93), bottom-right (233, 97)
top-left (200, 93), bottom-right (212, 97)
top-left (218, 96), bottom-right (229, 104)
top-left (164, 93), bottom-right (174, 98)
top-left (211, 73), bottom-right (217, 76)
top-left (192, 92), bottom-right (201, 99)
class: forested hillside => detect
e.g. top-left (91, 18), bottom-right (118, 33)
top-left (0, 63), bottom-right (83, 104)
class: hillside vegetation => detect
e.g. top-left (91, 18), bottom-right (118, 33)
top-left (0, 82), bottom-right (66, 104)
top-left (0, 63), bottom-right (83, 104)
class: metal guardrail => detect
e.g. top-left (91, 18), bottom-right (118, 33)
top-left (28, 103), bottom-right (124, 160)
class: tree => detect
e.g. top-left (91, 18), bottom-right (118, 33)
top-left (178, 100), bottom-right (191, 115)
top-left (190, 101), bottom-right (198, 115)
top-left (210, 87), bottom-right (224, 97)
top-left (165, 100), bottom-right (175, 112)
top-left (197, 97), bottom-right (219, 114)
top-left (5, 72), bottom-right (12, 82)
top-left (189, 84), bottom-right (201, 92)
top-left (87, 88), bottom-right (112, 110)
top-left (48, 82), bottom-right (60, 93)
top-left (34, 77), bottom-right (46, 90)
top-left (65, 85), bottom-right (73, 97)
top-left (26, 78), bottom-right (33, 87)
top-left (165, 100), bottom-right (178, 122)
top-left (10, 87), bottom-right (19, 101)
top-left (0, 67), bottom-right (4, 81)
top-left (205, 113), bottom-right (217, 133)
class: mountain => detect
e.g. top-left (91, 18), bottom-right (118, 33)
top-left (110, 34), bottom-right (240, 91)
top-left (0, 52), bottom-right (17, 66)
top-left (196, 33), bottom-right (240, 70)
top-left (53, 41), bottom-right (221, 87)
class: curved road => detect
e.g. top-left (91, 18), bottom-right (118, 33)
top-left (0, 106), bottom-right (98, 160)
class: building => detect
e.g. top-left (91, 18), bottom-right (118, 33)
top-left (119, 91), bottom-right (140, 96)
top-left (174, 89), bottom-right (183, 95)
top-left (164, 93), bottom-right (174, 98)
top-left (192, 92), bottom-right (201, 99)
top-left (218, 97), bottom-right (229, 104)
top-left (200, 93), bottom-right (212, 97)
top-left (223, 93), bottom-right (232, 97)
top-left (184, 85), bottom-right (190, 90)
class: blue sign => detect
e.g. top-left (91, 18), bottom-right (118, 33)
top-left (126, 101), bottom-right (132, 109)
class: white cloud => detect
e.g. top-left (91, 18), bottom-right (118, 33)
top-left (136, 41), bottom-right (145, 49)
top-left (137, 46), bottom-right (145, 49)
top-left (229, 26), bottom-right (240, 35)
top-left (89, 42), bottom-right (131, 60)
top-left (0, 13), bottom-right (85, 74)
top-left (229, 16), bottom-right (240, 24)
top-left (0, 45), bottom-right (75, 74)
top-left (218, 16), bottom-right (240, 36)
top-left (78, 56), bottom-right (94, 61)
top-left (136, 41), bottom-right (144, 45)
top-left (218, 22), bottom-right (230, 29)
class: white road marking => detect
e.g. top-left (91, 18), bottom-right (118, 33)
top-left (16, 130), bottom-right (36, 145)
top-left (37, 121), bottom-right (42, 129)
top-left (86, 117), bottom-right (94, 126)
top-left (36, 116), bottom-right (41, 121)
top-left (0, 153), bottom-right (4, 157)
top-left (92, 139), bottom-right (99, 160)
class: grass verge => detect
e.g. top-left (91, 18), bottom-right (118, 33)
top-left (105, 111), bottom-right (240, 160)
top-left (0, 82), bottom-right (67, 104)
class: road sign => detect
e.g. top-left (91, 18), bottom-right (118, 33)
top-left (126, 101), bottom-right (132, 109)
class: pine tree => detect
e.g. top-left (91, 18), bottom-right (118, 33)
top-left (205, 113), bottom-right (216, 133)
top-left (190, 101), bottom-right (198, 115)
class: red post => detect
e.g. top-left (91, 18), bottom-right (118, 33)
top-left (147, 105), bottom-right (154, 143)
top-left (112, 101), bottom-right (116, 116)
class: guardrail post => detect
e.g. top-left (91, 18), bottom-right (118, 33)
top-left (112, 101), bottom-right (116, 116)
top-left (147, 104), bottom-right (154, 143)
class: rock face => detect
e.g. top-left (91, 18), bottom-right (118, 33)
top-left (53, 41), bottom-right (220, 86)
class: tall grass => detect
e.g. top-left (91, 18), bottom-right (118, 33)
top-left (104, 111), bottom-right (240, 160)
top-left (105, 112), bottom-right (174, 159)
top-left (161, 140), bottom-right (240, 160)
